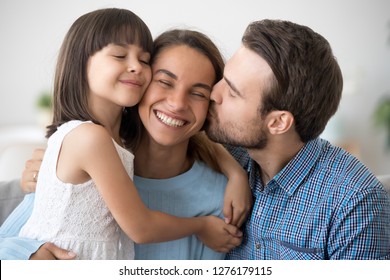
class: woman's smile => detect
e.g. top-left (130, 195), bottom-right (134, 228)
top-left (155, 110), bottom-right (187, 128)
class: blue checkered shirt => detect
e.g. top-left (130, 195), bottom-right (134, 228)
top-left (226, 138), bottom-right (390, 259)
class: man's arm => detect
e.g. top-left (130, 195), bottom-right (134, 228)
top-left (329, 186), bottom-right (390, 259)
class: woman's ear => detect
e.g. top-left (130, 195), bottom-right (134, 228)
top-left (266, 111), bottom-right (294, 135)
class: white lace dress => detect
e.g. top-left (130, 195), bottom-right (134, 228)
top-left (19, 120), bottom-right (135, 260)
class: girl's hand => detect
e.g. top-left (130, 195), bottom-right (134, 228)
top-left (196, 216), bottom-right (242, 253)
top-left (223, 171), bottom-right (253, 227)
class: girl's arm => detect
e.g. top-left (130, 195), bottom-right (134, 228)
top-left (63, 124), bottom-right (241, 251)
top-left (213, 143), bottom-right (253, 227)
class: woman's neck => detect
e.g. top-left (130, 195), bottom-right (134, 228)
top-left (134, 135), bottom-right (192, 179)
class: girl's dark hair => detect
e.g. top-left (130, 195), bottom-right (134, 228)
top-left (46, 8), bottom-right (153, 138)
top-left (242, 19), bottom-right (343, 142)
top-left (122, 29), bottom-right (225, 171)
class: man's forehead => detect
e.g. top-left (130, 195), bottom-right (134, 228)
top-left (224, 45), bottom-right (274, 97)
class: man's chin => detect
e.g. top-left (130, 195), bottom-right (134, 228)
top-left (205, 126), bottom-right (224, 144)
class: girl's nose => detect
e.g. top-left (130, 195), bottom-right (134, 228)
top-left (126, 58), bottom-right (143, 74)
top-left (126, 62), bottom-right (141, 73)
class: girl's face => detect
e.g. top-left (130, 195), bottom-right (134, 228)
top-left (86, 43), bottom-right (152, 115)
top-left (138, 45), bottom-right (215, 147)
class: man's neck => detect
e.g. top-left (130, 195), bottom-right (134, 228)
top-left (248, 135), bottom-right (304, 185)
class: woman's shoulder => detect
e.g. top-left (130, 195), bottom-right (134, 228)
top-left (193, 161), bottom-right (227, 184)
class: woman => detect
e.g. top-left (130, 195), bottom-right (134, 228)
top-left (0, 29), bottom-right (251, 260)
top-left (131, 29), bottom-right (251, 259)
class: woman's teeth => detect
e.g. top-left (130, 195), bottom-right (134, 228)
top-left (156, 111), bottom-right (185, 127)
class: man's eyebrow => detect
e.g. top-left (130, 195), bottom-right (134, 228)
top-left (154, 69), bottom-right (177, 80)
top-left (224, 76), bottom-right (241, 96)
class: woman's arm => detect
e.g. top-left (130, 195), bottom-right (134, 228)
top-left (213, 143), bottom-right (253, 227)
top-left (0, 156), bottom-right (75, 260)
top-left (0, 193), bottom-right (44, 259)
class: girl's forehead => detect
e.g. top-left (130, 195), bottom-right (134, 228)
top-left (103, 25), bottom-right (153, 52)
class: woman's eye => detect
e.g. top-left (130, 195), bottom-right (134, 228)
top-left (158, 80), bottom-right (172, 87)
top-left (113, 55), bottom-right (126, 59)
top-left (191, 92), bottom-right (209, 100)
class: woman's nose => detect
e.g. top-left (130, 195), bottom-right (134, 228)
top-left (167, 90), bottom-right (188, 111)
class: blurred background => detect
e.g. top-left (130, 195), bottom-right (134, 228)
top-left (0, 0), bottom-right (389, 180)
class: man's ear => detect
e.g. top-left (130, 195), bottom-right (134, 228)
top-left (266, 111), bottom-right (294, 135)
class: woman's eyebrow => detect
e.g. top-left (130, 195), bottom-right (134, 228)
top-left (154, 69), bottom-right (212, 91)
top-left (154, 69), bottom-right (177, 80)
top-left (193, 83), bottom-right (212, 92)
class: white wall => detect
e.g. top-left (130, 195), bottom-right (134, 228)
top-left (1, 0), bottom-right (389, 175)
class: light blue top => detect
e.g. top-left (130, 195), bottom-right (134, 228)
top-left (134, 161), bottom-right (227, 260)
top-left (0, 194), bottom-right (43, 259)
top-left (0, 161), bottom-right (227, 260)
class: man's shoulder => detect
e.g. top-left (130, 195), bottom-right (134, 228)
top-left (224, 145), bottom-right (251, 169)
top-left (315, 140), bottom-right (382, 193)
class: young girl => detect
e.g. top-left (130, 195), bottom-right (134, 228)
top-left (17, 8), bottom-right (246, 260)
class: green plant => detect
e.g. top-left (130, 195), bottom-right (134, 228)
top-left (374, 95), bottom-right (390, 149)
top-left (36, 91), bottom-right (53, 109)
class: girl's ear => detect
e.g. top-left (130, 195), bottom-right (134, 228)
top-left (266, 111), bottom-right (294, 135)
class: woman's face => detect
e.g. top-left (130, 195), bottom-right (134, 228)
top-left (138, 45), bottom-right (215, 147)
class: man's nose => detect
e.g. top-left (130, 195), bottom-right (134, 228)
top-left (210, 80), bottom-right (223, 104)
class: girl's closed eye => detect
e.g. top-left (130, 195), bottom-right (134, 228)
top-left (113, 54), bottom-right (126, 59)
top-left (139, 59), bottom-right (150, 65)
top-left (139, 55), bottom-right (150, 65)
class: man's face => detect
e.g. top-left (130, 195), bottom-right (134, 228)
top-left (205, 45), bottom-right (274, 149)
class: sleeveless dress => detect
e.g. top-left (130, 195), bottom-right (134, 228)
top-left (19, 120), bottom-right (135, 259)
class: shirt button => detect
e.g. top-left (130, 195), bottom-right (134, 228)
top-left (255, 243), bottom-right (261, 250)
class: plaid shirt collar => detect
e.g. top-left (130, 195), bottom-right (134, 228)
top-left (247, 138), bottom-right (324, 196)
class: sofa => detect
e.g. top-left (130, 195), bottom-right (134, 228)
top-left (0, 179), bottom-right (24, 224)
top-left (1, 176), bottom-right (390, 225)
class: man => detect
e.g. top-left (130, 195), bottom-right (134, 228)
top-left (205, 19), bottom-right (390, 259)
